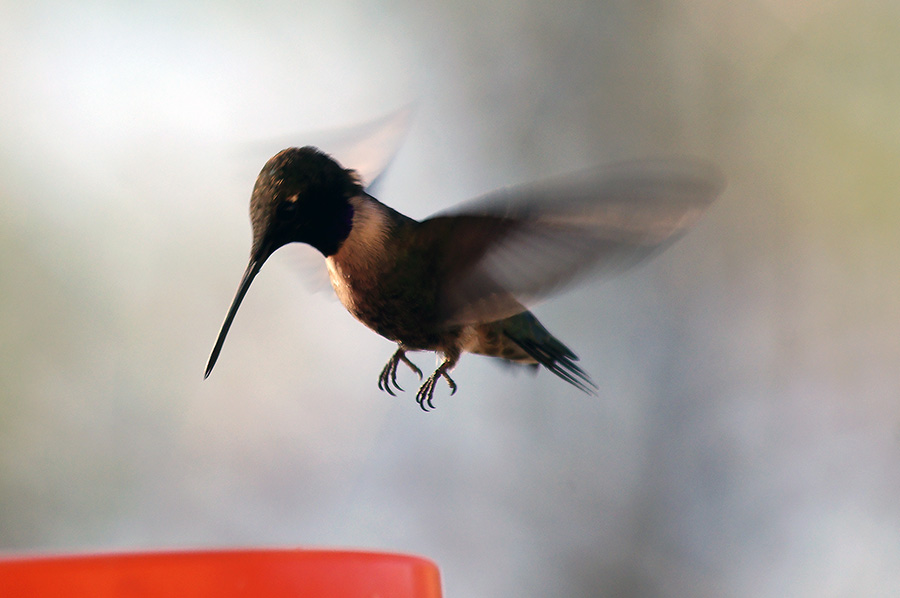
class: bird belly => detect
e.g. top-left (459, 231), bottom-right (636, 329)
top-left (326, 257), bottom-right (450, 350)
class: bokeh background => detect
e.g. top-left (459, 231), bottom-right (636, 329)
top-left (2, 0), bottom-right (899, 596)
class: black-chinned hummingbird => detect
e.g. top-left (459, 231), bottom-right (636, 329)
top-left (205, 146), bottom-right (722, 410)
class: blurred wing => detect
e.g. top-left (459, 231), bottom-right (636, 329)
top-left (274, 243), bottom-right (334, 295)
top-left (322, 104), bottom-right (415, 191)
top-left (419, 159), bottom-right (724, 325)
top-left (238, 104), bottom-right (415, 190)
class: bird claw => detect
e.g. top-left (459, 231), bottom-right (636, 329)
top-left (377, 358), bottom-right (399, 395)
top-left (415, 368), bottom-right (457, 411)
top-left (377, 347), bottom-right (422, 396)
top-left (402, 353), bottom-right (424, 380)
top-left (380, 349), bottom-right (458, 411)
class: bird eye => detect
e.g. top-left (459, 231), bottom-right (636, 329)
top-left (280, 201), bottom-right (298, 216)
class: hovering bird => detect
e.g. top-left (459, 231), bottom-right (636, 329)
top-left (205, 146), bottom-right (722, 409)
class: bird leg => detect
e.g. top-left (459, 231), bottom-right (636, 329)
top-left (377, 346), bottom-right (423, 396)
top-left (415, 352), bottom-right (459, 411)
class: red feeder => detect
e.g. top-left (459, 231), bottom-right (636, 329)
top-left (0, 549), bottom-right (442, 597)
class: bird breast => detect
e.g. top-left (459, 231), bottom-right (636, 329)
top-left (324, 195), bottom-right (394, 319)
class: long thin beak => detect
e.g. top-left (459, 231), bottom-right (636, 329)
top-left (204, 254), bottom-right (266, 378)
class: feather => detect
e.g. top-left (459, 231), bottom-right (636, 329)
top-left (415, 159), bottom-right (723, 325)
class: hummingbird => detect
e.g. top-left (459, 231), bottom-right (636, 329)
top-left (205, 146), bottom-right (722, 410)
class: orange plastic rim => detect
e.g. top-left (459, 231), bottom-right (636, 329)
top-left (0, 549), bottom-right (442, 597)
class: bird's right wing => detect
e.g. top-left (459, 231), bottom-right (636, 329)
top-left (415, 159), bottom-right (724, 325)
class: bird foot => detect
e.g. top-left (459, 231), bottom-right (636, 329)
top-left (377, 347), bottom-right (423, 396)
top-left (415, 367), bottom-right (457, 411)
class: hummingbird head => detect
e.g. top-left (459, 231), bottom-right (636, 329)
top-left (250, 146), bottom-right (361, 260)
top-left (205, 146), bottom-right (362, 377)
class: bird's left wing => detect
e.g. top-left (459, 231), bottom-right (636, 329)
top-left (415, 159), bottom-right (724, 325)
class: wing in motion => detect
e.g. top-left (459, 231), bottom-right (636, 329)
top-left (414, 159), bottom-right (724, 325)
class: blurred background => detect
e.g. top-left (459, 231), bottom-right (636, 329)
top-left (2, 0), bottom-right (899, 596)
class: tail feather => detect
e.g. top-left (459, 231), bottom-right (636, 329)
top-left (501, 312), bottom-right (597, 394)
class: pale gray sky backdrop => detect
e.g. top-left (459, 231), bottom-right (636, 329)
top-left (1, 1), bottom-right (899, 596)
